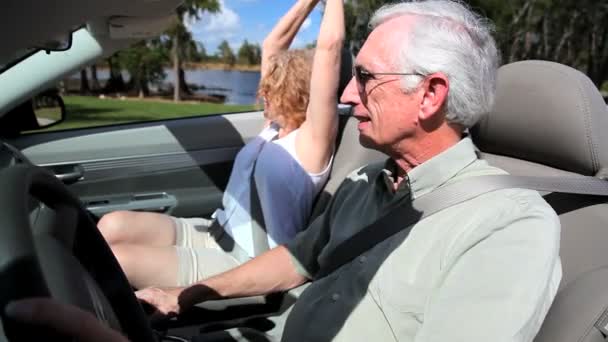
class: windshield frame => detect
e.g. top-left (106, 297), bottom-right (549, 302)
top-left (0, 49), bottom-right (40, 75)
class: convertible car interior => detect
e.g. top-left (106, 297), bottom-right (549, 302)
top-left (0, 1), bottom-right (607, 340)
top-left (151, 59), bottom-right (608, 342)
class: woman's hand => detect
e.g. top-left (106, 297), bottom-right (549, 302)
top-left (261, 0), bottom-right (321, 78)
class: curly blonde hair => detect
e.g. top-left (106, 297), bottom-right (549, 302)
top-left (258, 49), bottom-right (314, 129)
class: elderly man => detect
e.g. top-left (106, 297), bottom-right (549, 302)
top-left (7, 0), bottom-right (561, 341)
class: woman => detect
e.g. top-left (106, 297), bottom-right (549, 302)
top-left (98, 0), bottom-right (344, 290)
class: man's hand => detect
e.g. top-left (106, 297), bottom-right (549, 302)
top-left (135, 286), bottom-right (184, 318)
top-left (4, 298), bottom-right (128, 342)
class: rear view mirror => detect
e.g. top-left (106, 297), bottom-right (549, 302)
top-left (34, 32), bottom-right (72, 52)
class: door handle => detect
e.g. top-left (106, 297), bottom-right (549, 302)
top-left (47, 164), bottom-right (85, 184)
top-left (85, 193), bottom-right (178, 216)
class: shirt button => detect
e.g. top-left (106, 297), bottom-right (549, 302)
top-left (331, 293), bottom-right (340, 301)
top-left (359, 256), bottom-right (367, 263)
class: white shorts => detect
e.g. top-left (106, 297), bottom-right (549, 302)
top-left (172, 217), bottom-right (242, 286)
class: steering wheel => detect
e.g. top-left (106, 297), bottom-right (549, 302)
top-left (0, 165), bottom-right (156, 342)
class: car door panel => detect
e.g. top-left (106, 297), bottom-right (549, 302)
top-left (11, 111), bottom-right (265, 218)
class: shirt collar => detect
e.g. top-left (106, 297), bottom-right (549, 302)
top-left (377, 136), bottom-right (478, 199)
top-left (377, 158), bottom-right (411, 199)
top-left (408, 136), bottom-right (478, 199)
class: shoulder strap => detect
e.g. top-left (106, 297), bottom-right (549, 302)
top-left (250, 170), bottom-right (270, 255)
top-left (249, 127), bottom-right (281, 256)
top-left (316, 174), bottom-right (608, 279)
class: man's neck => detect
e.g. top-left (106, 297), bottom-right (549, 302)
top-left (389, 129), bottom-right (462, 189)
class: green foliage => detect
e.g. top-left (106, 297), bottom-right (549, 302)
top-left (170, 0), bottom-right (220, 100)
top-left (237, 40), bottom-right (262, 65)
top-left (344, 0), bottom-right (608, 87)
top-left (344, 0), bottom-right (395, 54)
top-left (195, 42), bottom-right (207, 62)
top-left (176, 0), bottom-right (220, 20)
top-left (116, 39), bottom-right (169, 95)
top-left (218, 40), bottom-right (237, 66)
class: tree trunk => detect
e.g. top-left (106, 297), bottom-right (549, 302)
top-left (587, 31), bottom-right (596, 84)
top-left (104, 57), bottom-right (126, 94)
top-left (90, 64), bottom-right (101, 92)
top-left (553, 11), bottom-right (578, 62)
top-left (80, 69), bottom-right (90, 95)
top-left (173, 36), bottom-right (181, 102)
top-left (541, 16), bottom-right (550, 59)
top-left (179, 68), bottom-right (192, 96)
top-left (508, 32), bottom-right (522, 63)
top-left (588, 24), bottom-right (608, 88)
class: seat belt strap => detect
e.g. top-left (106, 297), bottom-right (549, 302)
top-left (317, 174), bottom-right (608, 279)
top-left (250, 169), bottom-right (270, 256)
top-left (595, 306), bottom-right (608, 337)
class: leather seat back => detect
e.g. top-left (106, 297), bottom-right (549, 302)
top-left (472, 60), bottom-right (608, 342)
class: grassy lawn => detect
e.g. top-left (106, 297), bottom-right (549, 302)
top-left (44, 95), bottom-right (258, 131)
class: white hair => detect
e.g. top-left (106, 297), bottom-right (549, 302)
top-left (370, 0), bottom-right (500, 128)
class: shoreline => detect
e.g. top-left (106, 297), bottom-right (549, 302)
top-left (184, 62), bottom-right (261, 72)
top-left (96, 63), bottom-right (261, 73)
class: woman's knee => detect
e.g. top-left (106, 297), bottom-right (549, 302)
top-left (98, 211), bottom-right (135, 245)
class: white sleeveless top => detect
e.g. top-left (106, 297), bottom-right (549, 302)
top-left (214, 123), bottom-right (333, 258)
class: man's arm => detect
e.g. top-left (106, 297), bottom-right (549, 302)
top-left (261, 0), bottom-right (319, 79)
top-left (414, 207), bottom-right (561, 342)
top-left (137, 173), bottom-right (351, 316)
top-left (136, 245), bottom-right (307, 316)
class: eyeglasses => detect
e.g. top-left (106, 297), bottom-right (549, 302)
top-left (352, 65), bottom-right (425, 96)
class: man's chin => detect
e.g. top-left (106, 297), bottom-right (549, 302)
top-left (358, 134), bottom-right (378, 150)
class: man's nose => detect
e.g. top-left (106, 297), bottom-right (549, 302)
top-left (340, 77), bottom-right (360, 105)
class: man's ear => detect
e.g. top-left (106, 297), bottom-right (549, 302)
top-left (418, 73), bottom-right (449, 121)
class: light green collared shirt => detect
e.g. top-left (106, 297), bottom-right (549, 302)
top-left (284, 137), bottom-right (562, 342)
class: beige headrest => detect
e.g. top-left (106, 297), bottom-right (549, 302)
top-left (473, 60), bottom-right (608, 176)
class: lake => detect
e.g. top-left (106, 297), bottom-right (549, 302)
top-left (86, 68), bottom-right (262, 105)
top-left (166, 69), bottom-right (261, 105)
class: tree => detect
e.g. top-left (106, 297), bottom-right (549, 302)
top-left (251, 43), bottom-right (262, 65)
top-left (344, 0), bottom-right (388, 55)
top-left (237, 40), bottom-right (261, 65)
top-left (79, 69), bottom-right (90, 94)
top-left (118, 39), bottom-right (168, 98)
top-left (344, 0), bottom-right (608, 88)
top-left (168, 0), bottom-right (220, 102)
top-left (103, 54), bottom-right (127, 94)
top-left (89, 64), bottom-right (101, 92)
top-left (218, 40), bottom-right (236, 66)
top-left (469, 0), bottom-right (608, 88)
top-left (195, 42), bottom-right (207, 62)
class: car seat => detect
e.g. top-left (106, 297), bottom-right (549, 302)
top-left (471, 60), bottom-right (608, 342)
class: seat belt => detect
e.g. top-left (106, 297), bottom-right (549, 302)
top-left (317, 174), bottom-right (608, 279)
top-left (250, 168), bottom-right (271, 256)
top-left (595, 307), bottom-right (608, 338)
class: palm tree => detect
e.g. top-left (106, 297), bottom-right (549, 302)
top-left (170, 0), bottom-right (220, 102)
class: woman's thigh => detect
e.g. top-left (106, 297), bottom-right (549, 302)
top-left (112, 244), bottom-right (180, 289)
top-left (176, 246), bottom-right (241, 286)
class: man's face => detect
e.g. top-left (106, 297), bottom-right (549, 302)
top-left (340, 17), bottom-right (422, 153)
